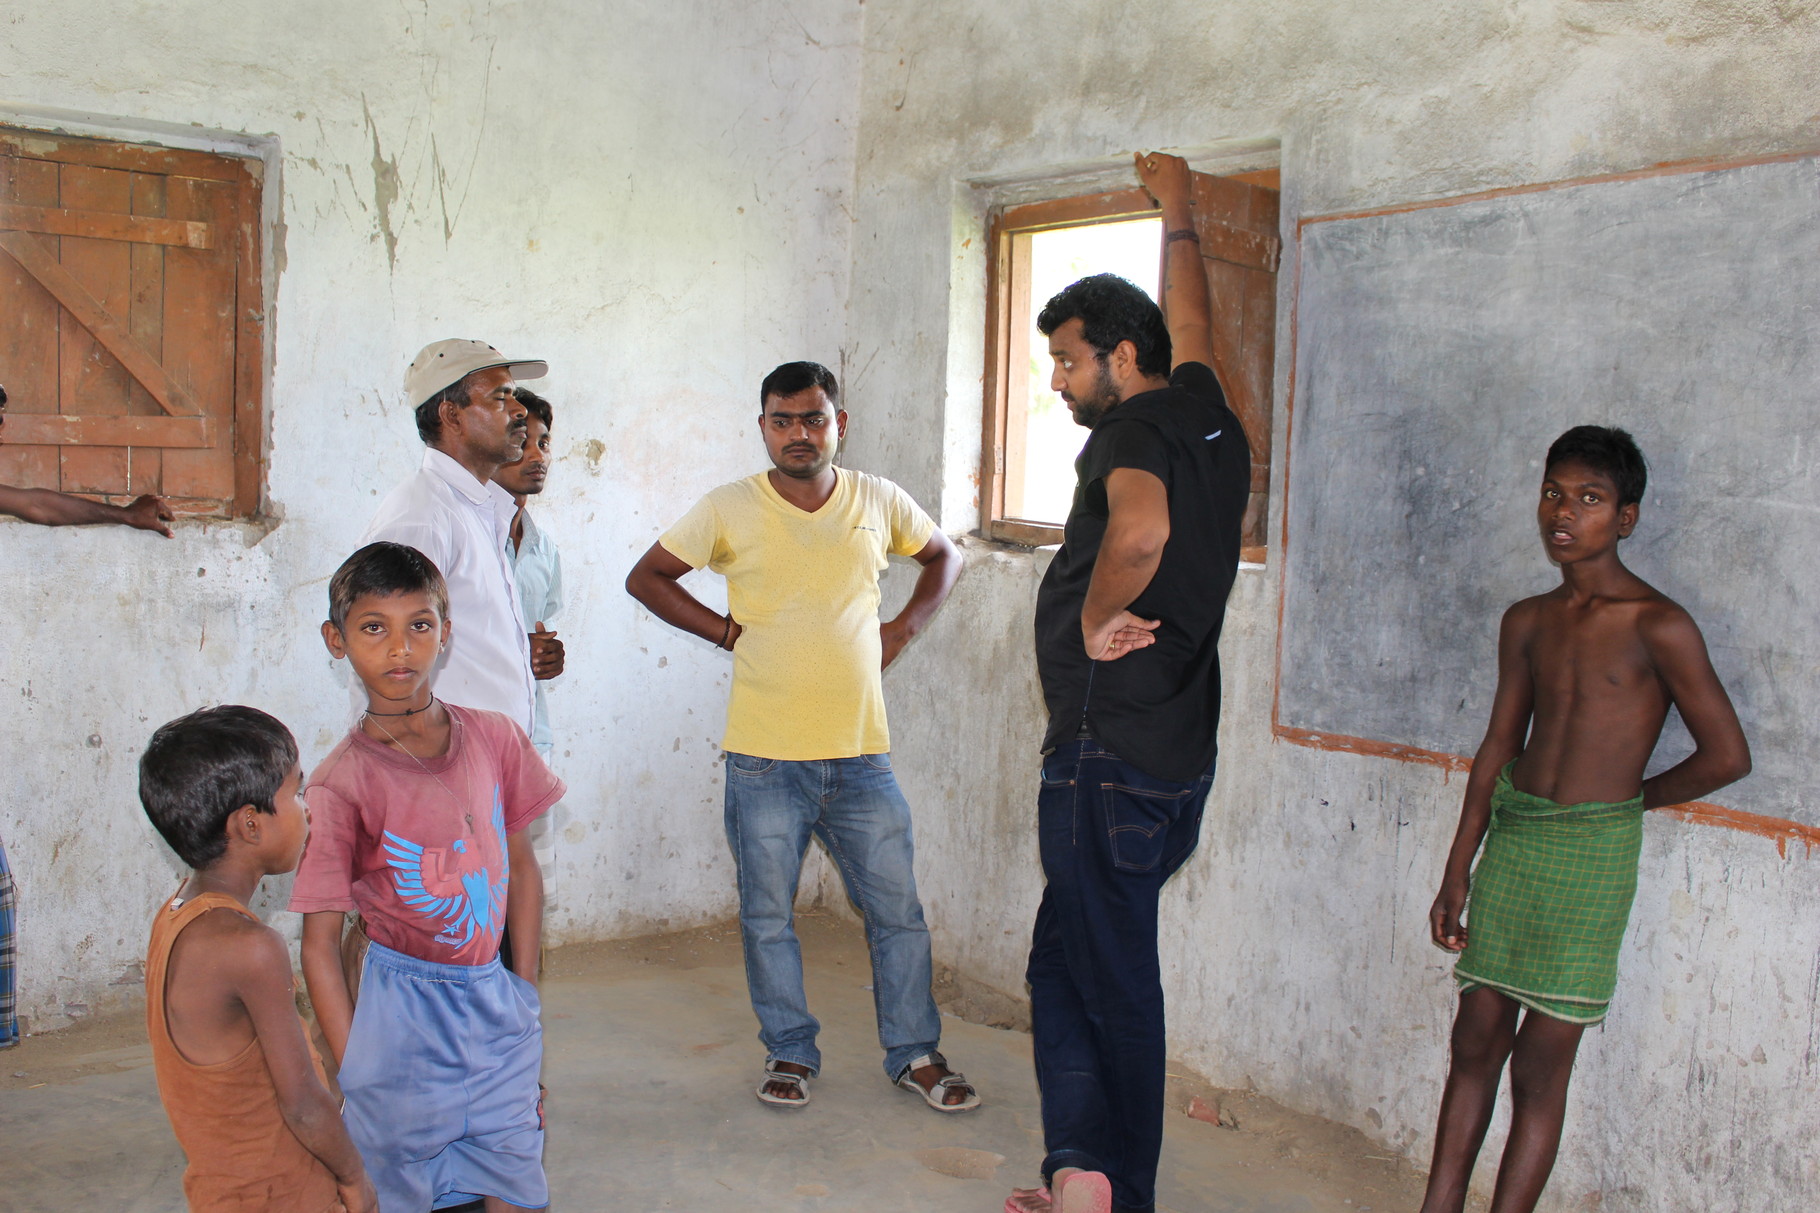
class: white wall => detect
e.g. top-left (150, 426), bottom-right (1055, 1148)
top-left (6, 2), bottom-right (1819, 1207)
top-left (0, 0), bottom-right (860, 1027)
top-left (846, 2), bottom-right (1820, 1210)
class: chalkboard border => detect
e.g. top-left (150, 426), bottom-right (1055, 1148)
top-left (1272, 147), bottom-right (1820, 858)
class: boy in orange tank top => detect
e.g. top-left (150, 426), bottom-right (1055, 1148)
top-left (139, 706), bottom-right (376, 1213)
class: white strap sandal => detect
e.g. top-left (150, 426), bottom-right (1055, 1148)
top-left (894, 1050), bottom-right (981, 1113)
top-left (755, 1065), bottom-right (812, 1108)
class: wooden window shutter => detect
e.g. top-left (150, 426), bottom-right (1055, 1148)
top-left (0, 130), bottom-right (264, 517)
top-left (1180, 170), bottom-right (1279, 562)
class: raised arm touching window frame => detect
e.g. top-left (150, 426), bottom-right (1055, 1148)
top-left (1137, 151), bottom-right (1217, 376)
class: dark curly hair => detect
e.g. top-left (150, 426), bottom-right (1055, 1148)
top-left (514, 387), bottom-right (553, 430)
top-left (1036, 273), bottom-right (1172, 378)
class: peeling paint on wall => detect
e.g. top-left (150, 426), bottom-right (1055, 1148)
top-left (844, 1), bottom-right (1820, 1208)
top-left (1, 0), bottom-right (863, 1037)
top-left (361, 96), bottom-right (402, 271)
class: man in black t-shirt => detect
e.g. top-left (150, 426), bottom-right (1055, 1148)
top-left (1007, 154), bottom-right (1249, 1213)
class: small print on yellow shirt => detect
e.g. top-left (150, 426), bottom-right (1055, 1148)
top-left (658, 468), bottom-right (936, 761)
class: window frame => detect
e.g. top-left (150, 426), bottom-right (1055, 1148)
top-left (980, 188), bottom-right (1162, 547)
top-left (979, 171), bottom-right (1281, 558)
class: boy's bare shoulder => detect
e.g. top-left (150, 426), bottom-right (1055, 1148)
top-left (1632, 584), bottom-right (1707, 649)
top-left (174, 905), bottom-right (290, 978)
top-left (1624, 575), bottom-right (1685, 614)
top-left (1500, 591), bottom-right (1555, 631)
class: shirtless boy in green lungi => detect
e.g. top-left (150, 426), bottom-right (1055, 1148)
top-left (1418, 426), bottom-right (1751, 1213)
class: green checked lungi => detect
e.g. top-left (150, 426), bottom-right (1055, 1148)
top-left (1454, 763), bottom-right (1646, 1025)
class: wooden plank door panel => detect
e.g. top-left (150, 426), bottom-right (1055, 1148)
top-left (128, 171), bottom-right (167, 494)
top-left (0, 130), bottom-right (261, 515)
top-left (159, 174), bottom-right (239, 503)
top-left (230, 168), bottom-right (263, 513)
top-left (1239, 263), bottom-right (1276, 545)
top-left (57, 162), bottom-right (136, 496)
top-left (0, 203), bottom-right (210, 248)
top-left (1186, 171), bottom-right (1279, 560)
top-left (0, 131), bottom-right (244, 183)
top-left (0, 154), bottom-right (60, 487)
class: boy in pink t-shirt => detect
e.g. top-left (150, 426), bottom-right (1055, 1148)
top-left (291, 542), bottom-right (563, 1213)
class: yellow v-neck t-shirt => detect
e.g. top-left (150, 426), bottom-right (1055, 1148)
top-left (659, 467), bottom-right (935, 760)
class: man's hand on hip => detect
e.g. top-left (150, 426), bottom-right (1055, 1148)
top-left (1084, 610), bottom-right (1159, 662)
top-left (880, 617), bottom-right (913, 669)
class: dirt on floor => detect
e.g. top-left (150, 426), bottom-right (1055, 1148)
top-left (1, 1006), bottom-right (151, 1091)
top-left (530, 911), bottom-right (1471, 1211)
top-left (5, 909), bottom-right (1475, 1212)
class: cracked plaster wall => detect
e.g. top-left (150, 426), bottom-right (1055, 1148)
top-left (0, 0), bottom-right (861, 1029)
top-left (5, 2), bottom-right (1819, 1208)
top-left (846, 1), bottom-right (1820, 1210)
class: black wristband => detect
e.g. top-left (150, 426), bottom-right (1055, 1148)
top-left (1165, 228), bottom-right (1201, 244)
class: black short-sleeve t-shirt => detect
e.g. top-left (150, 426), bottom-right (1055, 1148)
top-left (1033, 361), bottom-right (1249, 782)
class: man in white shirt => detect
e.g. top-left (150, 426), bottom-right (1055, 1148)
top-left (361, 339), bottom-right (547, 734)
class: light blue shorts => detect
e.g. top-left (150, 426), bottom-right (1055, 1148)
top-left (340, 941), bottom-right (546, 1212)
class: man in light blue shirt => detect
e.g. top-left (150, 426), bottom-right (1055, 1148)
top-left (496, 388), bottom-right (564, 752)
top-left (496, 387), bottom-right (565, 909)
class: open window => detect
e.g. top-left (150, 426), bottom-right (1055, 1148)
top-left (980, 170), bottom-right (1280, 560)
top-left (0, 128), bottom-right (266, 518)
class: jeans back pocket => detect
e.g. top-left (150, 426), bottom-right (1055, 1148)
top-left (1100, 781), bottom-right (1196, 874)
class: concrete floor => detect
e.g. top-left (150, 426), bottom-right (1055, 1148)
top-left (0, 913), bottom-right (1431, 1212)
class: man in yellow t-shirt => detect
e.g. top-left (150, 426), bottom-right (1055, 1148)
top-left (626, 361), bottom-right (975, 1115)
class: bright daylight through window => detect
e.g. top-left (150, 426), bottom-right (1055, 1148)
top-left (1014, 218), bottom-right (1160, 526)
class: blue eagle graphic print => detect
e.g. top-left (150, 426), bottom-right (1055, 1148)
top-left (381, 786), bottom-right (510, 956)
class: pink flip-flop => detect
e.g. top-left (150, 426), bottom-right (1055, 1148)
top-left (1056, 1170), bottom-right (1112, 1213)
top-left (1003, 1170), bottom-right (1112, 1213)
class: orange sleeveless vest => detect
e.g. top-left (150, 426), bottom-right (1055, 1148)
top-left (145, 890), bottom-right (342, 1212)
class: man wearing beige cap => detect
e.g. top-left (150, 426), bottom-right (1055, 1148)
top-left (359, 340), bottom-right (550, 733)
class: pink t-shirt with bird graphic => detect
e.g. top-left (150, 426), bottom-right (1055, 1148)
top-left (289, 705), bottom-right (563, 966)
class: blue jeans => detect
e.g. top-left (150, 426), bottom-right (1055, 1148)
top-left (1027, 739), bottom-right (1214, 1213)
top-left (723, 752), bottom-right (941, 1081)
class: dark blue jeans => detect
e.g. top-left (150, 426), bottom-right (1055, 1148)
top-left (1027, 739), bottom-right (1214, 1213)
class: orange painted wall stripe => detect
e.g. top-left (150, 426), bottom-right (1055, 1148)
top-left (1274, 725), bottom-right (1472, 773)
top-left (1659, 803), bottom-right (1820, 859)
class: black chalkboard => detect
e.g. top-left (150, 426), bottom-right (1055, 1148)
top-left (1280, 154), bottom-right (1819, 824)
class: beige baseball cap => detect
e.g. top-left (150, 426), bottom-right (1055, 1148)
top-left (405, 339), bottom-right (548, 408)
